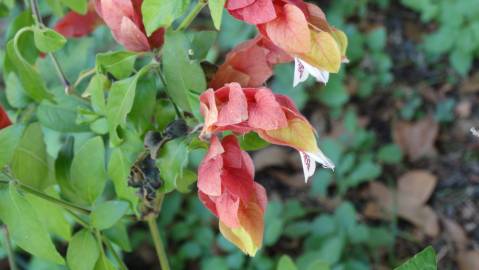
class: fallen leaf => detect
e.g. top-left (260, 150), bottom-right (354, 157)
top-left (442, 218), bottom-right (468, 251)
top-left (393, 116), bottom-right (438, 161)
top-left (364, 170), bottom-right (439, 237)
top-left (457, 250), bottom-right (479, 270)
top-left (460, 72), bottom-right (479, 93)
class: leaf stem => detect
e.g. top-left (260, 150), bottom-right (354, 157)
top-left (146, 193), bottom-right (170, 270)
top-left (153, 68), bottom-right (183, 119)
top-left (176, 0), bottom-right (207, 31)
top-left (29, 0), bottom-right (72, 94)
top-left (102, 236), bottom-right (129, 270)
top-left (1, 226), bottom-right (18, 270)
top-left (0, 178), bottom-right (91, 215)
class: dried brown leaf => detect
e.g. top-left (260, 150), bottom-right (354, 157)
top-left (398, 170), bottom-right (437, 207)
top-left (393, 116), bottom-right (438, 161)
top-left (442, 218), bottom-right (468, 251)
top-left (457, 250), bottom-right (479, 270)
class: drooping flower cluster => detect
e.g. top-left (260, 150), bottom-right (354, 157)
top-left (198, 135), bottom-right (267, 256)
top-left (224, 0), bottom-right (348, 87)
top-left (55, 0), bottom-right (164, 52)
top-left (0, 106), bottom-right (11, 130)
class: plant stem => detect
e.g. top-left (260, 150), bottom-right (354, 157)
top-left (153, 68), bottom-right (183, 119)
top-left (147, 216), bottom-right (170, 270)
top-left (0, 178), bottom-right (91, 215)
top-left (103, 236), bottom-right (128, 270)
top-left (176, 0), bottom-right (207, 31)
top-left (1, 226), bottom-right (18, 270)
top-left (30, 0), bottom-right (72, 93)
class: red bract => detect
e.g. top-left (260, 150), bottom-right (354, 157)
top-left (209, 36), bottom-right (292, 89)
top-left (54, 2), bottom-right (102, 38)
top-left (198, 135), bottom-right (266, 256)
top-left (200, 83), bottom-right (334, 182)
top-left (0, 106), bottom-right (11, 129)
top-left (95, 0), bottom-right (164, 52)
top-left (226, 0), bottom-right (277, 25)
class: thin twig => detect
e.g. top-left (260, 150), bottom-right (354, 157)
top-left (146, 193), bottom-right (170, 270)
top-left (1, 226), bottom-right (18, 270)
top-left (176, 0), bottom-right (207, 31)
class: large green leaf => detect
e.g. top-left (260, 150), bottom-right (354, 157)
top-left (91, 200), bottom-right (129, 230)
top-left (84, 74), bottom-right (108, 115)
top-left (67, 230), bottom-right (100, 270)
top-left (108, 148), bottom-right (138, 210)
top-left (395, 246), bottom-right (437, 270)
top-left (11, 123), bottom-right (52, 190)
top-left (25, 189), bottom-right (72, 241)
top-left (70, 136), bottom-right (107, 204)
top-left (157, 138), bottom-right (189, 193)
top-left (0, 184), bottom-right (64, 264)
top-left (208, 0), bottom-right (226, 30)
top-left (94, 254), bottom-right (116, 270)
top-left (0, 124), bottom-right (23, 168)
top-left (96, 51), bottom-right (137, 80)
top-left (129, 73), bottom-right (158, 132)
top-left (106, 65), bottom-right (152, 145)
top-left (5, 30), bottom-right (53, 102)
top-left (5, 73), bottom-right (30, 108)
top-left (162, 31), bottom-right (206, 113)
top-left (141, 0), bottom-right (189, 35)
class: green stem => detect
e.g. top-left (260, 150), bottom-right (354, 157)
top-left (103, 236), bottom-right (128, 270)
top-left (153, 68), bottom-right (183, 119)
top-left (1, 226), bottom-right (18, 270)
top-left (0, 178), bottom-right (91, 215)
top-left (30, 0), bottom-right (72, 93)
top-left (176, 0), bottom-right (207, 31)
top-left (147, 216), bottom-right (170, 270)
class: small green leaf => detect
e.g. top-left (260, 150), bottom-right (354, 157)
top-left (0, 184), bottom-right (64, 264)
top-left (141, 0), bottom-right (189, 35)
top-left (162, 31), bottom-right (206, 113)
top-left (11, 123), bottom-right (52, 190)
top-left (60, 0), bottom-right (88, 14)
top-left (91, 200), bottom-right (129, 230)
top-left (70, 136), bottom-right (107, 204)
top-left (209, 0), bottom-right (226, 30)
top-left (157, 138), bottom-right (189, 193)
top-left (104, 221), bottom-right (132, 252)
top-left (37, 94), bottom-right (90, 132)
top-left (5, 73), bottom-right (30, 108)
top-left (306, 261), bottom-right (330, 270)
top-left (395, 246), bottom-right (437, 270)
top-left (94, 253), bottom-right (116, 270)
top-left (84, 74), bottom-right (108, 115)
top-left (176, 169), bottom-right (197, 193)
top-left (106, 65), bottom-right (152, 145)
top-left (239, 132), bottom-right (270, 151)
top-left (377, 144), bottom-right (403, 164)
top-left (33, 26), bottom-right (66, 53)
top-left (0, 124), bottom-right (23, 168)
top-left (317, 236), bottom-right (345, 265)
top-left (277, 255), bottom-right (298, 270)
top-left (96, 51), bottom-right (137, 80)
top-left (67, 230), bottom-right (100, 270)
top-left (190, 30), bottom-right (218, 60)
top-left (108, 148), bottom-right (138, 210)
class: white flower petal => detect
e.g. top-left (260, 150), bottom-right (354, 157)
top-left (300, 59), bottom-right (330, 84)
top-left (300, 151), bottom-right (316, 183)
top-left (293, 58), bottom-right (309, 87)
top-left (307, 149), bottom-right (335, 171)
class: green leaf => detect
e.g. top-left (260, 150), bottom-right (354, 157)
top-left (449, 49), bottom-right (472, 76)
top-left (190, 31), bottom-right (218, 60)
top-left (395, 246), bottom-right (437, 270)
top-left (96, 51), bottom-right (137, 80)
top-left (317, 236), bottom-right (345, 265)
top-left (0, 124), bottom-right (23, 168)
top-left (316, 75), bottom-right (349, 108)
top-left (141, 0), bottom-right (189, 35)
top-left (277, 255), bottom-right (298, 270)
top-left (0, 184), bottom-right (64, 264)
top-left (84, 74), bottom-right (108, 115)
top-left (347, 161), bottom-right (382, 186)
top-left (11, 123), bottom-right (52, 190)
top-left (162, 31), bottom-right (206, 112)
top-left (377, 144), bottom-right (403, 164)
top-left (61, 0), bottom-right (88, 14)
top-left (67, 230), bottom-right (100, 270)
top-left (32, 26), bottom-right (66, 53)
top-left (106, 65), bottom-right (152, 145)
top-left (37, 94), bottom-right (90, 132)
top-left (104, 221), bottom-right (132, 252)
top-left (70, 136), bottom-right (107, 204)
top-left (209, 0), bottom-right (226, 30)
top-left (54, 137), bottom-right (80, 202)
top-left (306, 261), bottom-right (330, 270)
top-left (129, 73), bottom-right (158, 132)
top-left (366, 27), bottom-right (387, 51)
top-left (157, 138), bottom-right (189, 193)
top-left (5, 73), bottom-right (30, 108)
top-left (108, 148), bottom-right (138, 210)
top-left (5, 31), bottom-right (53, 102)
top-left (94, 253), bottom-right (116, 270)
top-left (176, 169), bottom-right (197, 193)
top-left (91, 200), bottom-right (129, 230)
top-left (25, 189), bottom-right (71, 241)
top-left (239, 132), bottom-right (270, 151)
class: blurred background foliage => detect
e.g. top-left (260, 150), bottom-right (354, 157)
top-left (0, 0), bottom-right (478, 269)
